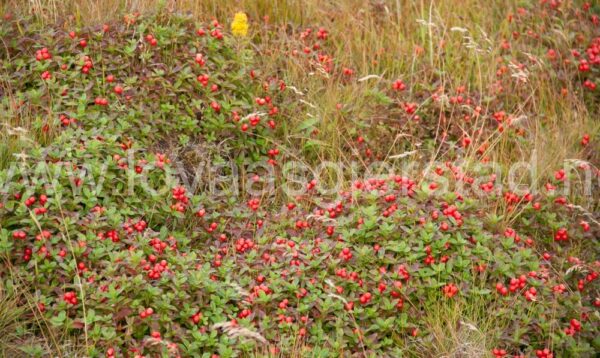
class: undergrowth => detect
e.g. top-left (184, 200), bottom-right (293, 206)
top-left (0, 1), bottom-right (599, 357)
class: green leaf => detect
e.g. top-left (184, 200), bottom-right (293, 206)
top-left (50, 310), bottom-right (66, 326)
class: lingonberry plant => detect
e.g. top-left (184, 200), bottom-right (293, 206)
top-left (0, 2), bottom-right (599, 358)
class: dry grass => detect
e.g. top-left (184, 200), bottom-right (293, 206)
top-left (0, 278), bottom-right (29, 356)
top-left (2, 265), bottom-right (93, 358)
top-left (0, 269), bottom-right (59, 357)
top-left (3, 0), bottom-right (596, 173)
top-left (415, 295), bottom-right (510, 358)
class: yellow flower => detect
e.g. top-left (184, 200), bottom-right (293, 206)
top-left (231, 12), bottom-right (249, 37)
